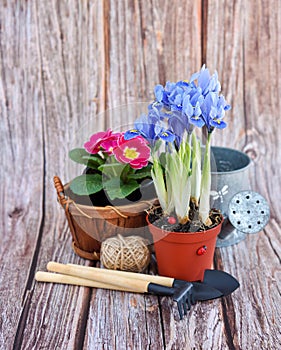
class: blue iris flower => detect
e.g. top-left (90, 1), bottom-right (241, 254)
top-left (145, 66), bottom-right (231, 142)
top-left (183, 95), bottom-right (205, 128)
top-left (135, 112), bottom-right (159, 141)
top-left (124, 113), bottom-right (157, 142)
top-left (168, 111), bottom-right (190, 146)
top-left (124, 107), bottom-right (176, 145)
top-left (155, 81), bottom-right (193, 113)
top-left (158, 130), bottom-right (175, 142)
top-left (190, 65), bottom-right (221, 97)
top-left (201, 92), bottom-right (230, 131)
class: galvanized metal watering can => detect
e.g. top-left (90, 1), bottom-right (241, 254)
top-left (210, 147), bottom-right (252, 247)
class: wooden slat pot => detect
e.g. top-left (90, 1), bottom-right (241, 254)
top-left (54, 176), bottom-right (156, 260)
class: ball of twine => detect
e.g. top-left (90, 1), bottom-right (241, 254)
top-left (100, 234), bottom-right (151, 272)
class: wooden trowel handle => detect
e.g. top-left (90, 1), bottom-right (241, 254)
top-left (47, 262), bottom-right (150, 293)
top-left (67, 263), bottom-right (175, 287)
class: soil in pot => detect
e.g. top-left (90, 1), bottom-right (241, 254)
top-left (148, 201), bottom-right (222, 233)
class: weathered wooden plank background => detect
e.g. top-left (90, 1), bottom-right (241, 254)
top-left (0, 0), bottom-right (280, 349)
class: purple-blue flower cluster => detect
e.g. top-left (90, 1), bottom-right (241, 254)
top-left (125, 65), bottom-right (231, 146)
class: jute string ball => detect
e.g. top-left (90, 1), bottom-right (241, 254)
top-left (100, 234), bottom-right (151, 272)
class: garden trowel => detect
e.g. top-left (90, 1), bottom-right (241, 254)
top-left (157, 269), bottom-right (239, 301)
top-left (200, 269), bottom-right (240, 296)
top-left (62, 263), bottom-right (227, 302)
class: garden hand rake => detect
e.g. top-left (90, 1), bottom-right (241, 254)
top-left (37, 262), bottom-right (195, 319)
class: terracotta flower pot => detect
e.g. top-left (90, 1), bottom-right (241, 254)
top-left (147, 216), bottom-right (223, 282)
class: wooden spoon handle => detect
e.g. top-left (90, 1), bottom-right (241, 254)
top-left (67, 263), bottom-right (174, 287)
top-left (47, 262), bottom-right (150, 293)
top-left (35, 271), bottom-right (137, 292)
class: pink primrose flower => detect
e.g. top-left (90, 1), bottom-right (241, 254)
top-left (100, 133), bottom-right (122, 155)
top-left (84, 129), bottom-right (121, 155)
top-left (113, 135), bottom-right (151, 169)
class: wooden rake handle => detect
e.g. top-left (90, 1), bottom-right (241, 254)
top-left (47, 262), bottom-right (151, 293)
top-left (35, 271), bottom-right (137, 293)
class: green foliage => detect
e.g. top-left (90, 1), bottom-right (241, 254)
top-left (70, 174), bottom-right (103, 195)
top-left (69, 148), bottom-right (152, 199)
top-left (127, 165), bottom-right (152, 180)
top-left (151, 132), bottom-right (212, 225)
top-left (103, 178), bottom-right (139, 200)
top-left (69, 148), bottom-right (104, 169)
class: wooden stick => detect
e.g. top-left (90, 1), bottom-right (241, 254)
top-left (35, 271), bottom-right (138, 292)
top-left (47, 262), bottom-right (150, 293)
top-left (66, 263), bottom-right (175, 287)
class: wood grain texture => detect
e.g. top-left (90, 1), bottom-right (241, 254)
top-left (0, 0), bottom-right (281, 349)
top-left (0, 1), bottom-right (102, 349)
top-left (18, 0), bottom-right (104, 349)
top-left (205, 1), bottom-right (281, 349)
top-left (205, 0), bottom-right (246, 150)
top-left (0, 1), bottom-right (45, 347)
top-left (84, 289), bottom-right (165, 349)
top-left (105, 0), bottom-right (202, 129)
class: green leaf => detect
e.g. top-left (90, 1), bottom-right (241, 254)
top-left (159, 152), bottom-right (167, 168)
top-left (69, 148), bottom-right (104, 169)
top-left (120, 164), bottom-right (134, 182)
top-left (127, 169), bottom-right (152, 180)
top-left (151, 158), bottom-right (168, 212)
top-left (120, 180), bottom-right (139, 198)
top-left (104, 178), bottom-right (139, 200)
top-left (98, 163), bottom-right (127, 180)
top-left (70, 174), bottom-right (103, 195)
top-left (98, 163), bottom-right (126, 172)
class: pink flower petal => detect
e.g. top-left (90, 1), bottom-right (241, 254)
top-left (84, 129), bottom-right (115, 154)
top-left (113, 134), bottom-right (151, 169)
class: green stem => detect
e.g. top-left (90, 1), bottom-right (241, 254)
top-left (190, 132), bottom-right (201, 205)
top-left (110, 156), bottom-right (118, 177)
top-left (199, 132), bottom-right (212, 225)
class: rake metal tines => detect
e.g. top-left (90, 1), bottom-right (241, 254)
top-left (172, 282), bottom-right (194, 319)
top-left (147, 281), bottom-right (194, 319)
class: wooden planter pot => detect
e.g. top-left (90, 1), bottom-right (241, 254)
top-left (147, 215), bottom-right (223, 282)
top-left (54, 176), bottom-right (156, 260)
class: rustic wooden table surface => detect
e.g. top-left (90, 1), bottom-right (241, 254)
top-left (1, 1), bottom-right (281, 349)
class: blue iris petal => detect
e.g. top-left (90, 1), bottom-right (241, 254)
top-left (165, 81), bottom-right (176, 92)
top-left (154, 123), bottom-right (164, 136)
top-left (183, 96), bottom-right (193, 116)
top-left (190, 116), bottom-right (205, 128)
top-left (168, 112), bottom-right (189, 145)
top-left (190, 71), bottom-right (200, 83)
top-left (194, 102), bottom-right (202, 116)
top-left (209, 118), bottom-right (227, 129)
top-left (198, 68), bottom-right (211, 94)
top-left (154, 84), bottom-right (164, 102)
top-left (159, 130), bottom-right (175, 142)
top-left (174, 94), bottom-right (182, 106)
top-left (124, 129), bottom-right (141, 140)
